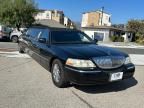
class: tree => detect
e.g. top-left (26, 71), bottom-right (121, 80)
top-left (127, 20), bottom-right (141, 33)
top-left (0, 0), bottom-right (37, 30)
top-left (112, 24), bottom-right (125, 29)
top-left (127, 19), bottom-right (144, 43)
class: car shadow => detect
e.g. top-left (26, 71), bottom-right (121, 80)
top-left (73, 77), bottom-right (138, 94)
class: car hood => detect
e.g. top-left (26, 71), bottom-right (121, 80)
top-left (51, 44), bottom-right (128, 59)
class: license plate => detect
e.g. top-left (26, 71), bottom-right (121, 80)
top-left (110, 72), bottom-right (123, 81)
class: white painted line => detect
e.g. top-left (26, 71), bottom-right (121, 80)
top-left (0, 51), bottom-right (31, 58)
top-left (129, 54), bottom-right (144, 66)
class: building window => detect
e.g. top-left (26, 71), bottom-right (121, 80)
top-left (46, 13), bottom-right (49, 18)
top-left (109, 17), bottom-right (111, 22)
top-left (94, 32), bottom-right (104, 41)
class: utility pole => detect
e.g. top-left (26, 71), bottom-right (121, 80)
top-left (101, 7), bottom-right (104, 26)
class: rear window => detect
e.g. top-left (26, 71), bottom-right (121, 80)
top-left (0, 26), bottom-right (10, 33)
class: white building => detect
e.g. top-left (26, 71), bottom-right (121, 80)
top-left (64, 17), bottom-right (69, 26)
top-left (82, 27), bottom-right (111, 42)
top-left (97, 11), bottom-right (112, 26)
top-left (81, 10), bottom-right (111, 27)
top-left (122, 32), bottom-right (133, 42)
top-left (34, 9), bottom-right (75, 29)
top-left (35, 10), bottom-right (52, 20)
top-left (81, 13), bottom-right (89, 27)
top-left (82, 26), bottom-right (133, 42)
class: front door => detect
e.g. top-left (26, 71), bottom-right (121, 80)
top-left (37, 28), bottom-right (52, 70)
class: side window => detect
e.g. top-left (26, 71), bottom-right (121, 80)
top-left (3, 27), bottom-right (7, 32)
top-left (39, 29), bottom-right (49, 41)
top-left (26, 28), bottom-right (41, 40)
top-left (26, 28), bottom-right (32, 37)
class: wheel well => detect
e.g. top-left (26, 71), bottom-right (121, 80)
top-left (11, 35), bottom-right (18, 40)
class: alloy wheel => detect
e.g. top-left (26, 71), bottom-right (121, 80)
top-left (52, 63), bottom-right (61, 83)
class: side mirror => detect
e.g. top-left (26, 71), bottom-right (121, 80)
top-left (38, 38), bottom-right (46, 43)
top-left (94, 38), bottom-right (98, 43)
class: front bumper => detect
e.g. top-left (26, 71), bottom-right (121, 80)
top-left (64, 63), bottom-right (135, 85)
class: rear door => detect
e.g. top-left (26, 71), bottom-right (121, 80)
top-left (23, 27), bottom-right (53, 70)
top-left (29, 28), bottom-right (42, 63)
top-left (24, 27), bottom-right (42, 63)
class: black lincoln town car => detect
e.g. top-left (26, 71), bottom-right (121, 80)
top-left (18, 25), bottom-right (135, 88)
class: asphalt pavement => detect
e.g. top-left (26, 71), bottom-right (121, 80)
top-left (0, 42), bottom-right (144, 108)
top-left (0, 42), bottom-right (18, 51)
top-left (0, 57), bottom-right (144, 108)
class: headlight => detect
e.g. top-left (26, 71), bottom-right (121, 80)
top-left (66, 58), bottom-right (96, 68)
top-left (125, 57), bottom-right (131, 64)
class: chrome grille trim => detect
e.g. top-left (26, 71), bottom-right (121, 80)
top-left (93, 56), bottom-right (125, 69)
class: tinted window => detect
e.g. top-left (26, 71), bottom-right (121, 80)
top-left (51, 31), bottom-right (93, 44)
top-left (38, 29), bottom-right (49, 41)
top-left (26, 28), bottom-right (41, 39)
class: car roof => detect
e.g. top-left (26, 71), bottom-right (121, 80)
top-left (35, 19), bottom-right (67, 28)
top-left (32, 19), bottom-right (78, 32)
top-left (31, 24), bottom-right (78, 32)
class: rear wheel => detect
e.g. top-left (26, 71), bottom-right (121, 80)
top-left (51, 59), bottom-right (69, 88)
top-left (11, 36), bottom-right (18, 43)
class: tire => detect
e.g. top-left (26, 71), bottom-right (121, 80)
top-left (11, 36), bottom-right (18, 43)
top-left (51, 59), bottom-right (69, 88)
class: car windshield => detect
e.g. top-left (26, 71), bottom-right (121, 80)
top-left (51, 30), bottom-right (94, 44)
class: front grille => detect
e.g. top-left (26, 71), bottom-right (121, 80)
top-left (93, 56), bottom-right (125, 69)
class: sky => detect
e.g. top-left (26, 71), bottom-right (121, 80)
top-left (35, 0), bottom-right (144, 24)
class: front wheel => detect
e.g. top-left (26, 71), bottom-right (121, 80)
top-left (51, 59), bottom-right (69, 88)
